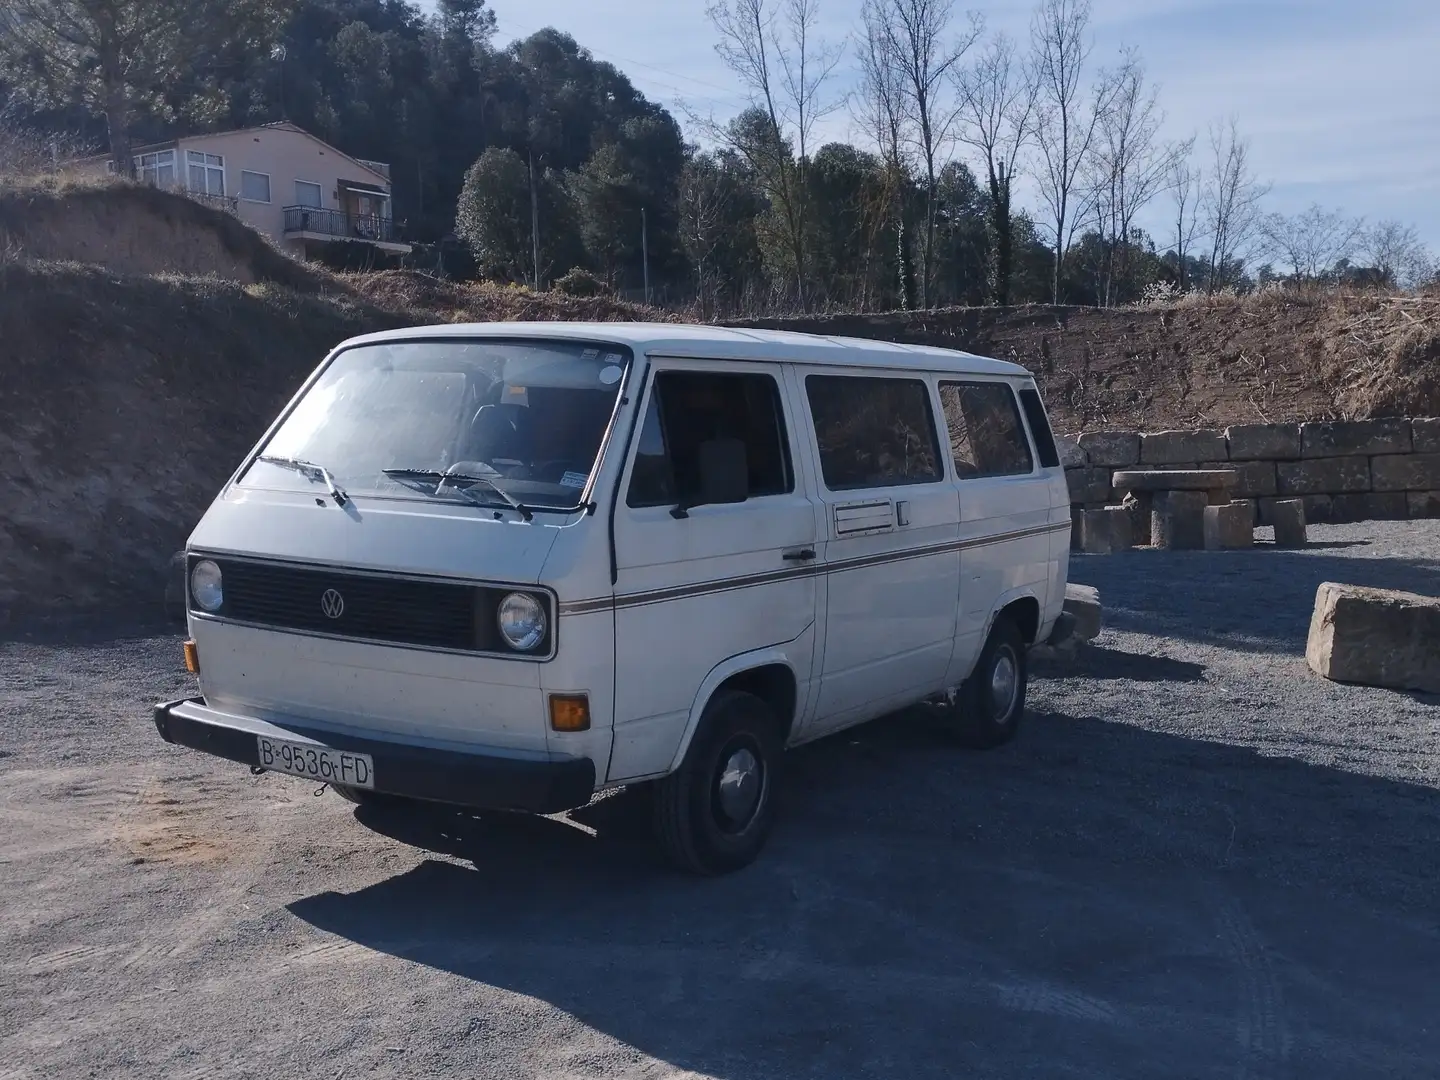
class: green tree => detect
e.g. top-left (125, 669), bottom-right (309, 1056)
top-left (0, 0), bottom-right (290, 173)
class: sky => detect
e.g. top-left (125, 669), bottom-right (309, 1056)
top-left (454, 0), bottom-right (1440, 254)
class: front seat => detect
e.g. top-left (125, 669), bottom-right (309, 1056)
top-left (464, 403), bottom-right (534, 465)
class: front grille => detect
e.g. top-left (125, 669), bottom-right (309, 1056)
top-left (192, 557), bottom-right (551, 656)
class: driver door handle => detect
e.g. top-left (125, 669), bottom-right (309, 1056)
top-left (782, 547), bottom-right (817, 562)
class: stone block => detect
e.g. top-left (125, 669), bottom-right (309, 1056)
top-left (1140, 429), bottom-right (1228, 465)
top-left (1151, 489), bottom-right (1207, 550)
top-left (1198, 459), bottom-right (1277, 498)
top-left (1408, 491), bottom-right (1440, 519)
top-left (1203, 502), bottom-right (1254, 550)
top-left (1276, 456), bottom-right (1372, 496)
top-left (1231, 497), bottom-right (1259, 527)
top-left (1370, 453), bottom-right (1440, 493)
top-left (1329, 492), bottom-right (1409, 523)
top-left (1303, 495), bottom-right (1335, 524)
top-left (1413, 418), bottom-right (1440, 453)
top-left (1121, 492), bottom-right (1151, 544)
top-left (1077, 430), bottom-right (1141, 468)
top-left (1063, 583), bottom-right (1102, 641)
top-left (1056, 435), bottom-right (1087, 468)
top-left (1105, 506), bottom-right (1134, 552)
top-left (1300, 418), bottom-right (1411, 458)
top-left (1076, 510), bottom-right (1114, 554)
top-left (1271, 498), bottom-right (1307, 547)
top-left (1306, 582), bottom-right (1440, 694)
top-left (1226, 423), bottom-right (1301, 461)
top-left (1065, 467), bottom-right (1112, 505)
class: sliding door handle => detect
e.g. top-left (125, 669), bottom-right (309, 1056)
top-left (782, 548), bottom-right (817, 562)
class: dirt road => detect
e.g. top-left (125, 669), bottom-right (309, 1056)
top-left (4, 522), bottom-right (1440, 1079)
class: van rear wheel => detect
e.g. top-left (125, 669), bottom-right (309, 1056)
top-left (652, 690), bottom-right (781, 875)
top-left (949, 615), bottom-right (1027, 749)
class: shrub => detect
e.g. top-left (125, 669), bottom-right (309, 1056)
top-left (553, 267), bottom-right (606, 298)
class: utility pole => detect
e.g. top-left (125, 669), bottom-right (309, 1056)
top-left (529, 148), bottom-right (540, 290)
top-left (641, 206), bottom-right (650, 306)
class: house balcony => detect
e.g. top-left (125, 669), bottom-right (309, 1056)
top-left (282, 206), bottom-right (411, 253)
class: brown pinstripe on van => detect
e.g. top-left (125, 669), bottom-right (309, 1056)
top-left (559, 519), bottom-right (1070, 616)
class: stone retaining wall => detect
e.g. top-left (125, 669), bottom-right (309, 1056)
top-left (1062, 418), bottom-right (1440, 523)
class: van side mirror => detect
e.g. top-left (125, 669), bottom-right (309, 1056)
top-left (671, 437), bottom-right (749, 518)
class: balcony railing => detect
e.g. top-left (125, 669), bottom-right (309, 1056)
top-left (283, 206), bottom-right (403, 245)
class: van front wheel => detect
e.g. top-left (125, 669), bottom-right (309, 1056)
top-left (652, 690), bottom-right (781, 875)
top-left (950, 615), bottom-right (1027, 749)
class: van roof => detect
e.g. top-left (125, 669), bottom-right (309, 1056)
top-left (339, 321), bottom-right (1031, 378)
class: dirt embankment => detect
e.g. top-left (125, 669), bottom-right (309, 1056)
top-left (1, 180), bottom-right (1436, 617)
top-left (737, 293), bottom-right (1440, 433)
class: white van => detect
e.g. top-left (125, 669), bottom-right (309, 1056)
top-left (155, 323), bottom-right (1072, 874)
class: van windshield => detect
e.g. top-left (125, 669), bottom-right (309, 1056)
top-left (237, 338), bottom-right (631, 511)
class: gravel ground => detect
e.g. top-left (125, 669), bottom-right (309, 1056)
top-left (3, 520), bottom-right (1440, 1079)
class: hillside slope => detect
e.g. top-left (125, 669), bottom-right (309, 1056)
top-left (739, 291), bottom-right (1440, 433)
top-left (1, 182), bottom-right (1436, 617)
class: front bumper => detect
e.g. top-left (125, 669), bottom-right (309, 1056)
top-left (153, 698), bottom-right (596, 814)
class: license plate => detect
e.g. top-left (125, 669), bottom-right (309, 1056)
top-left (257, 735), bottom-right (374, 789)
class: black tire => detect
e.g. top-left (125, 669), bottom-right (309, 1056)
top-left (950, 615), bottom-right (1028, 749)
top-left (652, 689), bottom-right (782, 875)
top-left (330, 783), bottom-right (372, 805)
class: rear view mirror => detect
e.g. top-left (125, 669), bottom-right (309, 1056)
top-left (671, 437), bottom-right (749, 518)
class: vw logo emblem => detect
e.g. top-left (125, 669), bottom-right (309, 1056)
top-left (320, 588), bottom-right (345, 619)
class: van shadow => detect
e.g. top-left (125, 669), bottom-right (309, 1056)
top-left (291, 709), bottom-right (1440, 1079)
top-left (1071, 543), bottom-right (1440, 656)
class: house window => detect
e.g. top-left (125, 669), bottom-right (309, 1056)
top-left (186, 151), bottom-right (225, 196)
top-left (295, 180), bottom-right (323, 208)
top-left (130, 150), bottom-right (175, 187)
top-left (804, 374), bottom-right (943, 491)
top-left (240, 170), bottom-right (271, 203)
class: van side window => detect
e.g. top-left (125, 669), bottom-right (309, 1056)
top-left (938, 381), bottom-right (1035, 478)
top-left (805, 374), bottom-right (943, 490)
top-left (626, 371), bottom-right (792, 508)
top-left (1017, 387), bottom-right (1061, 468)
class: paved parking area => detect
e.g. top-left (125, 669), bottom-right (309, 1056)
top-left (3, 521), bottom-right (1439, 1079)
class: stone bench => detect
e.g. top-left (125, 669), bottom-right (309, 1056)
top-left (1112, 470), bottom-right (1239, 550)
top-left (1307, 582), bottom-right (1440, 693)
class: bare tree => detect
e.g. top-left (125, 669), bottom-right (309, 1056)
top-left (1030, 0), bottom-right (1116, 303)
top-left (678, 154), bottom-right (734, 318)
top-left (955, 32), bottom-right (1037, 305)
top-left (1167, 152), bottom-right (1202, 291)
top-left (1361, 220), bottom-right (1436, 290)
top-left (1085, 51), bottom-right (1189, 305)
top-left (1260, 203), bottom-right (1364, 283)
top-left (1201, 117), bottom-right (1269, 292)
top-left (854, 0), bottom-right (913, 307)
top-left (871, 0), bottom-right (982, 307)
top-left (703, 0), bottom-right (841, 306)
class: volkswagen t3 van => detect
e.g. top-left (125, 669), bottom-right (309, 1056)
top-left (155, 323), bottom-right (1072, 874)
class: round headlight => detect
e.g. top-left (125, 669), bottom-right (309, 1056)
top-left (190, 559), bottom-right (223, 613)
top-left (497, 592), bottom-right (546, 651)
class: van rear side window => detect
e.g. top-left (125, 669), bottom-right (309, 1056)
top-left (1017, 387), bottom-right (1061, 468)
top-left (805, 375), bottom-right (943, 490)
top-left (938, 382), bottom-right (1034, 478)
top-left (627, 371), bottom-right (792, 508)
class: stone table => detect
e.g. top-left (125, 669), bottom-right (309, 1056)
top-left (1112, 469), bottom-right (1239, 550)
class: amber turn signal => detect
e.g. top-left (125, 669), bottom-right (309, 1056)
top-left (548, 694), bottom-right (591, 732)
top-left (183, 640), bottom-right (200, 674)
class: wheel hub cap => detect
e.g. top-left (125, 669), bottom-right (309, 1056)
top-left (990, 650), bottom-right (1018, 721)
top-left (716, 746), bottom-right (762, 827)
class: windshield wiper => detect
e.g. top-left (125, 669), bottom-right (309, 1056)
top-left (257, 455), bottom-right (348, 506)
top-left (383, 468), bottom-right (533, 522)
